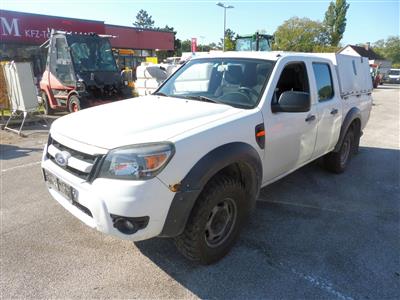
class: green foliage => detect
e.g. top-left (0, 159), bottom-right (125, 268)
top-left (219, 28), bottom-right (236, 50)
top-left (323, 0), bottom-right (350, 46)
top-left (312, 44), bottom-right (340, 53)
top-left (224, 28), bottom-right (236, 51)
top-left (372, 36), bottom-right (400, 65)
top-left (181, 40), bottom-right (192, 52)
top-left (133, 9), bottom-right (155, 28)
top-left (273, 17), bottom-right (328, 52)
top-left (180, 40), bottom-right (220, 53)
top-left (161, 25), bottom-right (176, 34)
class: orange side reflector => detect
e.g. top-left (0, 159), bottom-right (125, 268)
top-left (256, 130), bottom-right (266, 137)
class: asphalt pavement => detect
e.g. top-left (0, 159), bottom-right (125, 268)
top-left (1, 85), bottom-right (399, 299)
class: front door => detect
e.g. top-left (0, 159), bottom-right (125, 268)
top-left (263, 60), bottom-right (318, 183)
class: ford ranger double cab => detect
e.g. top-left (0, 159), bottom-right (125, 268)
top-left (42, 52), bottom-right (372, 264)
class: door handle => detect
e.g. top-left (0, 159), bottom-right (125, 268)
top-left (330, 108), bottom-right (338, 115)
top-left (305, 115), bottom-right (316, 122)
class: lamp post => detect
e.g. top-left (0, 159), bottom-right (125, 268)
top-left (216, 2), bottom-right (234, 51)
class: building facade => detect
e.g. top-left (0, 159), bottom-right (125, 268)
top-left (0, 10), bottom-right (174, 77)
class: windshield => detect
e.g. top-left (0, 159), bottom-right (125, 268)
top-left (67, 35), bottom-right (118, 72)
top-left (156, 58), bottom-right (274, 109)
top-left (388, 69), bottom-right (400, 76)
top-left (236, 37), bottom-right (271, 51)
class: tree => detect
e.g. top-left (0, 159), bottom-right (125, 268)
top-left (373, 36), bottom-right (400, 67)
top-left (208, 42), bottom-right (220, 50)
top-left (323, 0), bottom-right (350, 46)
top-left (224, 28), bottom-right (236, 51)
top-left (273, 17), bottom-right (328, 52)
top-left (181, 39), bottom-right (192, 53)
top-left (218, 28), bottom-right (236, 50)
top-left (133, 9), bottom-right (155, 28)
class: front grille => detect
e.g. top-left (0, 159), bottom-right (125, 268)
top-left (47, 135), bottom-right (102, 181)
top-left (51, 139), bottom-right (97, 163)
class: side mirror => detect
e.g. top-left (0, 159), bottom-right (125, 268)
top-left (272, 91), bottom-right (310, 113)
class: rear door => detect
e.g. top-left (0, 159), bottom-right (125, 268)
top-left (311, 61), bottom-right (342, 157)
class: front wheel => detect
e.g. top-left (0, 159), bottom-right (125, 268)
top-left (174, 175), bottom-right (248, 265)
top-left (68, 95), bottom-right (81, 113)
top-left (324, 129), bottom-right (354, 173)
top-left (41, 91), bottom-right (54, 115)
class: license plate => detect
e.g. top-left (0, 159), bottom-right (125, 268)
top-left (44, 170), bottom-right (73, 201)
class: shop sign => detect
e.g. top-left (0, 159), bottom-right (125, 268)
top-left (0, 10), bottom-right (105, 44)
top-left (191, 38), bottom-right (197, 53)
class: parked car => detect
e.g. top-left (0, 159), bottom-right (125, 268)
top-left (42, 52), bottom-right (372, 264)
top-left (382, 68), bottom-right (400, 84)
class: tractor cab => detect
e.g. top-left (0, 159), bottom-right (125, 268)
top-left (235, 32), bottom-right (274, 52)
top-left (40, 30), bottom-right (131, 114)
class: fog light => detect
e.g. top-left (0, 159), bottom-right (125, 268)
top-left (113, 218), bottom-right (138, 235)
top-left (110, 215), bottom-right (149, 235)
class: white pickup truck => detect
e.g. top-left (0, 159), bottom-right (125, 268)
top-left (42, 52), bottom-right (372, 264)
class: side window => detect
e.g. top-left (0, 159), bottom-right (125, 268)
top-left (272, 62), bottom-right (310, 105)
top-left (312, 63), bottom-right (334, 101)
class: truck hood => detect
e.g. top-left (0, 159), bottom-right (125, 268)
top-left (50, 95), bottom-right (241, 150)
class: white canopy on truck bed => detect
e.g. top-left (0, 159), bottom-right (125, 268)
top-left (320, 53), bottom-right (373, 97)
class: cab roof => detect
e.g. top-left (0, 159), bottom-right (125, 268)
top-left (190, 51), bottom-right (338, 62)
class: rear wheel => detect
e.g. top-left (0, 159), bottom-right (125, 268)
top-left (324, 128), bottom-right (354, 173)
top-left (68, 95), bottom-right (81, 113)
top-left (174, 175), bottom-right (247, 265)
top-left (41, 91), bottom-right (54, 115)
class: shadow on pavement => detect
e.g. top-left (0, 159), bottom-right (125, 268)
top-left (377, 84), bottom-right (400, 90)
top-left (135, 146), bottom-right (400, 299)
top-left (0, 143), bottom-right (43, 160)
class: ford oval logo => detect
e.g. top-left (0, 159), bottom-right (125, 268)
top-left (55, 151), bottom-right (71, 167)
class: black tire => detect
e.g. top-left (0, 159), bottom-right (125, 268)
top-left (174, 175), bottom-right (248, 265)
top-left (68, 95), bottom-right (81, 113)
top-left (324, 128), bottom-right (355, 173)
top-left (41, 91), bottom-right (54, 115)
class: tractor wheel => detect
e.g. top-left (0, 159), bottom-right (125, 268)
top-left (68, 95), bottom-right (81, 113)
top-left (41, 91), bottom-right (54, 115)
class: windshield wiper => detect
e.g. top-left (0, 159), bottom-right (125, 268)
top-left (153, 92), bottom-right (168, 97)
top-left (183, 95), bottom-right (225, 105)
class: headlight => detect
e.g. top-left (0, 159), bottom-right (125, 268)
top-left (98, 143), bottom-right (175, 180)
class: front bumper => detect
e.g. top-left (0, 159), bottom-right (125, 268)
top-left (42, 146), bottom-right (175, 241)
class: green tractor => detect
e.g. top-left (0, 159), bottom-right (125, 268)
top-left (235, 32), bottom-right (274, 52)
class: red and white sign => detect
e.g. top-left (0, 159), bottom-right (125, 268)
top-left (191, 38), bottom-right (197, 53)
top-left (0, 10), bottom-right (105, 44)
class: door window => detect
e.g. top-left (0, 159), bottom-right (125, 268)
top-left (272, 62), bottom-right (310, 107)
top-left (312, 63), bottom-right (334, 101)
